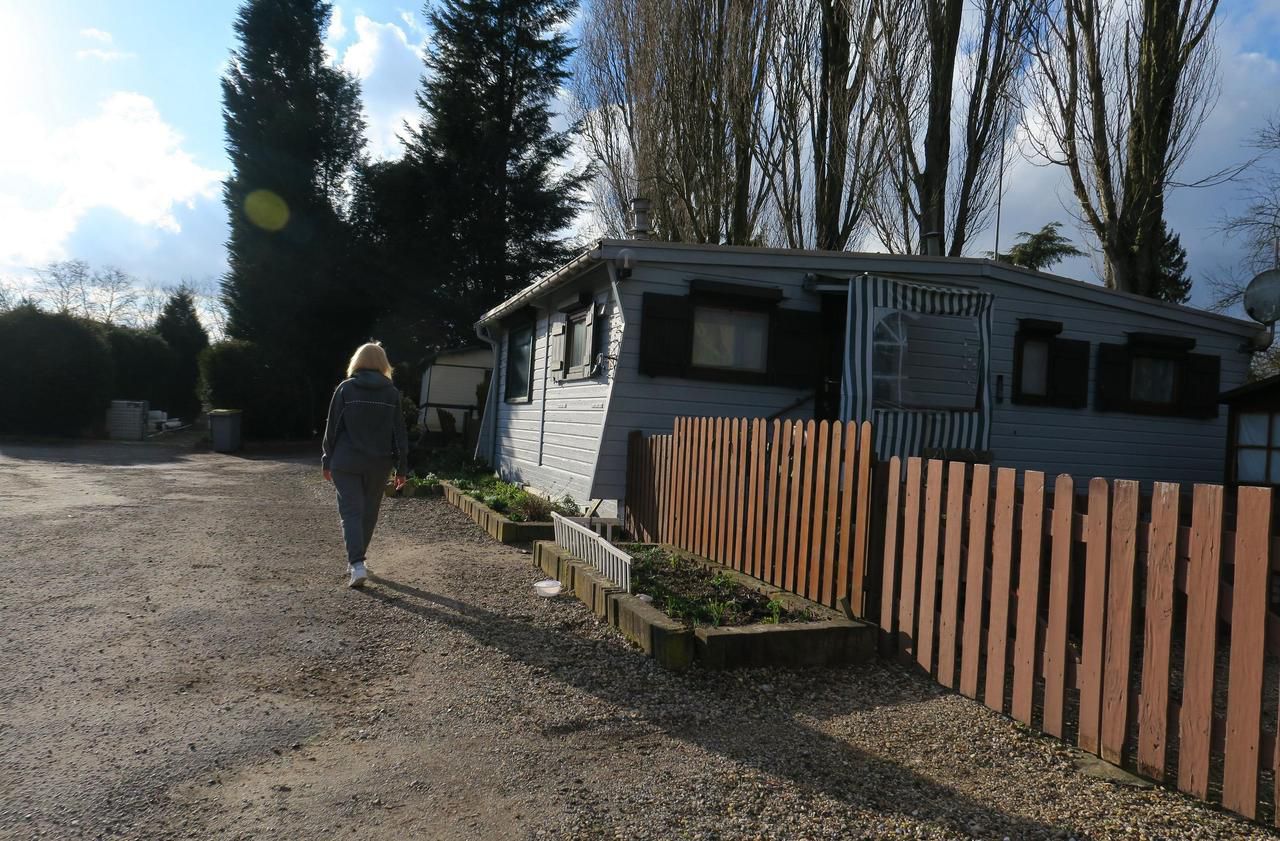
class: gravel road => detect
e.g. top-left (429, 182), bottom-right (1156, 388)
top-left (0, 439), bottom-right (1275, 840)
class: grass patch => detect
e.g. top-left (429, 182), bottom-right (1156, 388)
top-left (623, 545), bottom-right (816, 627)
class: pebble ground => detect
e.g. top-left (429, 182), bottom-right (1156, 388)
top-left (0, 439), bottom-right (1275, 840)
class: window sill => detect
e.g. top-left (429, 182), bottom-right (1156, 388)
top-left (504, 395), bottom-right (533, 405)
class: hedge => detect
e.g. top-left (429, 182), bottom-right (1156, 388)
top-left (103, 326), bottom-right (177, 410)
top-left (198, 340), bottom-right (313, 438)
top-left (0, 306), bottom-right (115, 436)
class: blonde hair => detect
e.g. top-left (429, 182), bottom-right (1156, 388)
top-left (347, 342), bottom-right (393, 378)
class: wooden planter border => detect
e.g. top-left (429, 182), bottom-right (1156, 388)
top-left (441, 481), bottom-right (555, 544)
top-left (533, 541), bottom-right (875, 671)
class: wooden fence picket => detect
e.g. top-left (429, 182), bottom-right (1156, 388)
top-left (959, 464), bottom-right (990, 700)
top-left (822, 423), bottom-right (844, 606)
top-left (899, 457), bottom-right (924, 658)
top-left (796, 420), bottom-right (820, 599)
top-left (1223, 486), bottom-right (1272, 819)
top-left (1012, 470), bottom-right (1045, 726)
top-left (1078, 478), bottom-right (1110, 755)
top-left (1137, 482), bottom-right (1179, 780)
top-left (879, 457), bottom-right (903, 649)
top-left (837, 422), bottom-right (859, 604)
top-left (1177, 483), bottom-right (1222, 800)
top-left (937, 460), bottom-right (966, 689)
top-left (851, 422), bottom-right (874, 614)
top-left (1101, 480), bottom-right (1139, 766)
top-left (1042, 474), bottom-right (1074, 739)
top-left (916, 459), bottom-right (945, 675)
top-left (984, 467), bottom-right (1016, 713)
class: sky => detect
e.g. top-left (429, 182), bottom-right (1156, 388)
top-left (0, 0), bottom-right (1278, 312)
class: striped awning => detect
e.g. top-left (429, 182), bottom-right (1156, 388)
top-left (841, 274), bottom-right (994, 460)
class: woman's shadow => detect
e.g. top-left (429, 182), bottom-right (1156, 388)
top-left (360, 575), bottom-right (1069, 839)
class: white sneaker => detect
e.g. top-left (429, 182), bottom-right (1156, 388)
top-left (348, 562), bottom-right (368, 589)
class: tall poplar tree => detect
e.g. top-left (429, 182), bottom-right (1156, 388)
top-left (220, 0), bottom-right (368, 421)
top-left (405, 0), bottom-right (589, 342)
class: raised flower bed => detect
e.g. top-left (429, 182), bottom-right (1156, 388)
top-left (442, 481), bottom-right (558, 544)
top-left (532, 542), bottom-right (875, 671)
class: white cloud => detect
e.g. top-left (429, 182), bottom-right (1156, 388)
top-left (335, 15), bottom-right (424, 159)
top-left (76, 48), bottom-right (136, 62)
top-left (323, 6), bottom-right (349, 63)
top-left (79, 28), bottom-right (113, 44)
top-left (0, 92), bottom-right (223, 271)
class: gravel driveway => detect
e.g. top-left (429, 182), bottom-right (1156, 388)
top-left (0, 439), bottom-right (1275, 840)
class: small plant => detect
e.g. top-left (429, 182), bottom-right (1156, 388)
top-left (706, 599), bottom-right (729, 627)
top-left (765, 598), bottom-right (785, 624)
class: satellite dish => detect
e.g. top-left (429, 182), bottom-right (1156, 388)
top-left (1244, 268), bottom-right (1280, 325)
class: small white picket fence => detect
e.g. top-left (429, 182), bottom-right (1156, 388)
top-left (551, 512), bottom-right (632, 592)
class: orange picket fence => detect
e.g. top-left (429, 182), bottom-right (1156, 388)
top-left (876, 457), bottom-right (1280, 825)
top-left (625, 417), bottom-right (875, 612)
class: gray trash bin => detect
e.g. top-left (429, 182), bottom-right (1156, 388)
top-left (209, 409), bottom-right (243, 453)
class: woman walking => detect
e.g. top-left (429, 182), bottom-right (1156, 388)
top-left (321, 342), bottom-right (409, 588)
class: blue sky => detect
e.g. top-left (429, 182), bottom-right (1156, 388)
top-left (1, 0), bottom-right (1279, 311)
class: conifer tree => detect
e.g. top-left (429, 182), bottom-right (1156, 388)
top-left (220, 0), bottom-right (369, 421)
top-left (405, 0), bottom-right (589, 342)
top-left (155, 287), bottom-right (210, 419)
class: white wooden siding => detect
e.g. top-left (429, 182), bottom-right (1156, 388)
top-left (491, 272), bottom-right (619, 514)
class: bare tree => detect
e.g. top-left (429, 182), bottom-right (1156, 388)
top-left (0, 278), bottom-right (24, 312)
top-left (1027, 0), bottom-right (1220, 297)
top-left (33, 260), bottom-right (93, 316)
top-left (88, 267), bottom-right (139, 326)
top-left (758, 0), bottom-right (888, 250)
top-left (868, 0), bottom-right (1035, 255)
top-left (573, 0), bottom-right (778, 244)
top-left (1208, 118), bottom-right (1280, 314)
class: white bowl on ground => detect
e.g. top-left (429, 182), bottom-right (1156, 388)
top-left (534, 579), bottom-right (562, 598)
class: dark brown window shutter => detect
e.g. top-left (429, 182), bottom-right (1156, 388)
top-left (1181, 353), bottom-right (1221, 419)
top-left (549, 321), bottom-right (566, 381)
top-left (768, 308), bottom-right (821, 387)
top-left (639, 293), bottom-right (693, 377)
top-left (1048, 338), bottom-right (1090, 408)
top-left (1094, 342), bottom-right (1130, 411)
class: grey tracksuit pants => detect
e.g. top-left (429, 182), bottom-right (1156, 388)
top-left (332, 464), bottom-right (389, 566)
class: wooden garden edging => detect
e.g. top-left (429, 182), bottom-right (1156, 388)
top-left (440, 481), bottom-right (555, 544)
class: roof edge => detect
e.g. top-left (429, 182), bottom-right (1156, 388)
top-left (476, 241), bottom-right (604, 327)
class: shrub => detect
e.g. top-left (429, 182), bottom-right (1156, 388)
top-left (103, 326), bottom-right (177, 410)
top-left (199, 340), bottom-right (312, 438)
top-left (0, 305), bottom-right (115, 436)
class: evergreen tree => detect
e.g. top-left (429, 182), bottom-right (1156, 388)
top-left (155, 287), bottom-right (210, 419)
top-left (990, 222), bottom-right (1085, 272)
top-left (405, 0), bottom-right (589, 344)
top-left (1152, 223), bottom-right (1192, 304)
top-left (220, 0), bottom-right (370, 426)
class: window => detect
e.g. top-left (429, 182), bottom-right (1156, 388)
top-left (1019, 338), bottom-right (1050, 397)
top-left (551, 297), bottom-right (602, 382)
top-left (504, 322), bottom-right (534, 402)
top-left (1095, 334), bottom-right (1219, 418)
top-left (638, 284), bottom-right (820, 386)
top-left (691, 306), bottom-right (769, 372)
top-left (1234, 411), bottom-right (1280, 485)
top-left (871, 308), bottom-right (981, 410)
top-left (1130, 355), bottom-right (1179, 405)
top-left (1012, 319), bottom-right (1090, 408)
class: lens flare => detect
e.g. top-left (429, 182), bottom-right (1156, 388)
top-left (243, 189), bottom-right (289, 231)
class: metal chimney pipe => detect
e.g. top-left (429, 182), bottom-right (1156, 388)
top-left (628, 197), bottom-right (652, 240)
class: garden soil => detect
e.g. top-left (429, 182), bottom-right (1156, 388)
top-left (1, 439), bottom-right (1276, 840)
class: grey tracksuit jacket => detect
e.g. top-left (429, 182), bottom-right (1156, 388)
top-left (321, 369), bottom-right (409, 476)
top-left (322, 370), bottom-right (409, 567)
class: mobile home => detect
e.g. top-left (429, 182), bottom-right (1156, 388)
top-left (474, 238), bottom-right (1264, 515)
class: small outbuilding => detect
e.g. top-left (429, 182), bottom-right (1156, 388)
top-left (418, 346), bottom-right (492, 439)
top-left (1220, 373), bottom-right (1280, 487)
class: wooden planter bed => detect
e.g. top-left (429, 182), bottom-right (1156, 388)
top-left (532, 541), bottom-right (875, 672)
top-left (441, 481), bottom-right (555, 544)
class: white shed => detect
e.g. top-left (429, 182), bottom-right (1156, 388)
top-left (418, 346), bottom-right (492, 433)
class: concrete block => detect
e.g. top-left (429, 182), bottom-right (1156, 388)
top-left (694, 620), bottom-right (875, 669)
